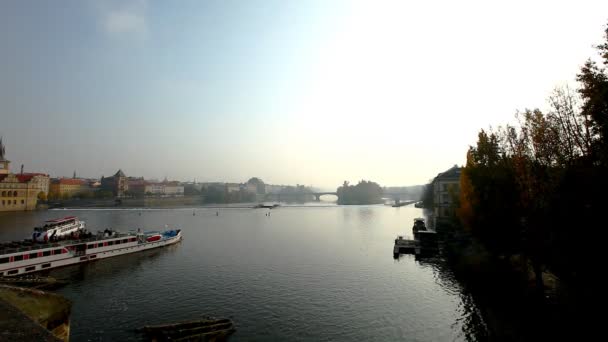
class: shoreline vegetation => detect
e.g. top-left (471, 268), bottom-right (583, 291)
top-left (429, 21), bottom-right (608, 340)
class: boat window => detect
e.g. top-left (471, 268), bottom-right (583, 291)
top-left (54, 249), bottom-right (63, 255)
top-left (87, 244), bottom-right (94, 249)
top-left (14, 255), bottom-right (23, 261)
top-left (122, 239), bottom-right (128, 243)
top-left (98, 243), bottom-right (104, 248)
top-left (8, 269), bottom-right (19, 275)
top-left (41, 263), bottom-right (51, 269)
top-left (43, 250), bottom-right (51, 257)
top-left (0, 257), bottom-right (9, 264)
top-left (0, 272), bottom-right (3, 276)
top-left (90, 255), bottom-right (96, 259)
top-left (80, 256), bottom-right (88, 261)
top-left (108, 241), bottom-right (114, 246)
top-left (29, 253), bottom-right (38, 259)
top-left (25, 266), bottom-right (35, 272)
top-left (115, 240), bottom-right (121, 245)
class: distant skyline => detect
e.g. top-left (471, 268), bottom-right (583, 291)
top-left (2, 0), bottom-right (608, 188)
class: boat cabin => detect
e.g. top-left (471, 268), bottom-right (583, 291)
top-left (413, 218), bottom-right (427, 232)
top-left (35, 216), bottom-right (78, 232)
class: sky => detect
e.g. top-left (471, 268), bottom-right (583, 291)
top-left (1, 0), bottom-right (607, 189)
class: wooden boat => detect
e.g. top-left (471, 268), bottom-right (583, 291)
top-left (141, 317), bottom-right (235, 341)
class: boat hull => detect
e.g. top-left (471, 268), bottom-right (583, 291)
top-left (1, 232), bottom-right (182, 277)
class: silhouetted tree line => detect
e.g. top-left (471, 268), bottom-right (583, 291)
top-left (455, 22), bottom-right (608, 292)
top-left (337, 180), bottom-right (383, 205)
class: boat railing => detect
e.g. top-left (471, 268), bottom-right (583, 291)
top-left (1, 232), bottom-right (135, 255)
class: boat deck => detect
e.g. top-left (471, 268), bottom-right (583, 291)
top-left (0, 232), bottom-right (135, 256)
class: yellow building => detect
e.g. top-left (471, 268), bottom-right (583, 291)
top-left (0, 174), bottom-right (40, 211)
top-left (49, 178), bottom-right (90, 199)
top-left (0, 137), bottom-right (50, 212)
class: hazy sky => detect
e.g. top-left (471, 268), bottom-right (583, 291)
top-left (1, 0), bottom-right (607, 189)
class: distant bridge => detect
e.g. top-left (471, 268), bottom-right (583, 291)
top-left (264, 192), bottom-right (338, 201)
top-left (312, 192), bottom-right (338, 201)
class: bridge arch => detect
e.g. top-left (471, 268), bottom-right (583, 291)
top-left (313, 192), bottom-right (338, 201)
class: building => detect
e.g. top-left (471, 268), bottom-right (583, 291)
top-left (49, 178), bottom-right (90, 199)
top-left (264, 184), bottom-right (285, 194)
top-left (127, 177), bottom-right (146, 197)
top-left (225, 183), bottom-right (241, 193)
top-left (0, 174), bottom-right (47, 211)
top-left (18, 173), bottom-right (50, 198)
top-left (0, 137), bottom-right (8, 176)
top-left (144, 181), bottom-right (184, 197)
top-left (101, 169), bottom-right (129, 197)
top-left (432, 165), bottom-right (462, 220)
top-left (0, 138), bottom-right (50, 211)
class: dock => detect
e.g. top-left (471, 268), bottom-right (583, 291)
top-left (393, 236), bottom-right (420, 255)
top-left (391, 200), bottom-right (417, 207)
top-left (393, 230), bottom-right (438, 257)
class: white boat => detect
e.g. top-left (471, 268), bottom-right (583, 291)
top-left (0, 217), bottom-right (182, 277)
top-left (32, 216), bottom-right (85, 242)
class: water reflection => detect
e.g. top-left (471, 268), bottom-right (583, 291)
top-left (47, 244), bottom-right (180, 284)
top-left (413, 256), bottom-right (489, 341)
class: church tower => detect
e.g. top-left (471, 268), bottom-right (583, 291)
top-left (0, 137), bottom-right (10, 175)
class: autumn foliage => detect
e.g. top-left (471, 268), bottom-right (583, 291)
top-left (456, 22), bottom-right (608, 288)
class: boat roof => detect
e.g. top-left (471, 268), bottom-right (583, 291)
top-left (45, 216), bottom-right (77, 223)
top-left (1, 232), bottom-right (135, 255)
top-left (414, 218), bottom-right (425, 222)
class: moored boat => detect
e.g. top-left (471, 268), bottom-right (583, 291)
top-left (412, 218), bottom-right (426, 233)
top-left (0, 217), bottom-right (182, 277)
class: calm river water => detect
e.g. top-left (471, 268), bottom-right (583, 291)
top-left (0, 204), bottom-right (485, 341)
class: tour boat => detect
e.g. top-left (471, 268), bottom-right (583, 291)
top-left (32, 216), bottom-right (85, 242)
top-left (0, 217), bottom-right (182, 277)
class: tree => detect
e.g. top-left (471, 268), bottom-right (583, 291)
top-left (247, 177), bottom-right (266, 194)
top-left (337, 180), bottom-right (383, 205)
top-left (37, 191), bottom-right (47, 202)
top-left (576, 23), bottom-right (608, 163)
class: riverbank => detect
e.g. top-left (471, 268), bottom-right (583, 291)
top-left (0, 285), bottom-right (71, 341)
top-left (49, 196), bottom-right (205, 209)
top-left (436, 220), bottom-right (589, 341)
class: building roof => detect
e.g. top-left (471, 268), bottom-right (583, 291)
top-left (1, 173), bottom-right (48, 183)
top-left (15, 173), bottom-right (48, 183)
top-left (146, 181), bottom-right (182, 187)
top-left (52, 178), bottom-right (86, 186)
top-left (114, 169), bottom-right (126, 177)
top-left (436, 165), bottom-right (462, 180)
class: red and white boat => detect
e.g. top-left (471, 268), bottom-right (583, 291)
top-left (0, 217), bottom-right (182, 277)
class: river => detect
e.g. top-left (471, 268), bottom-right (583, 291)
top-left (0, 203), bottom-right (486, 341)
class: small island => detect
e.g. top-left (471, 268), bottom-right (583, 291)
top-left (336, 180), bottom-right (383, 205)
